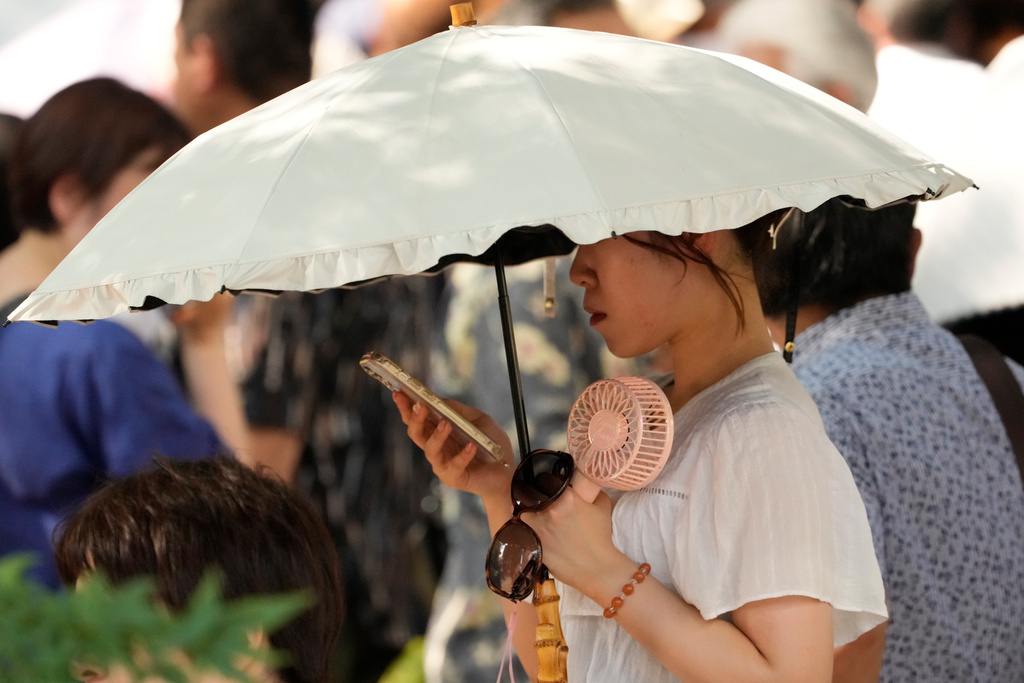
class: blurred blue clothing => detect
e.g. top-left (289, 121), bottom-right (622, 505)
top-left (791, 292), bottom-right (1024, 682)
top-left (0, 315), bottom-right (224, 589)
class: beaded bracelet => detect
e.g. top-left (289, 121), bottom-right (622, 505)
top-left (603, 562), bottom-right (651, 618)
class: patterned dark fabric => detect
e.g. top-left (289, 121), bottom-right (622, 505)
top-left (239, 278), bottom-right (447, 682)
top-left (791, 292), bottom-right (1024, 682)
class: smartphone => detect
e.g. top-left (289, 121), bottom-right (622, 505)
top-left (360, 351), bottom-right (506, 463)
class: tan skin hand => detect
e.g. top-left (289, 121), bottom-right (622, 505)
top-left (391, 392), bottom-right (515, 503)
top-left (170, 292), bottom-right (235, 343)
top-left (520, 485), bottom-right (620, 594)
top-left (392, 390), bottom-right (543, 677)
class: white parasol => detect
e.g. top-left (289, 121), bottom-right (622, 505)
top-left (7, 16), bottom-right (973, 454)
top-left (8, 21), bottom-right (973, 325)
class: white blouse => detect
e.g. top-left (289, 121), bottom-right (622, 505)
top-left (557, 352), bottom-right (887, 682)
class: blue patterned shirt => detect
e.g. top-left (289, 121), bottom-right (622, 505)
top-left (791, 292), bottom-right (1024, 682)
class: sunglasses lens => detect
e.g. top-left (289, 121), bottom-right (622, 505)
top-left (511, 449), bottom-right (574, 510)
top-left (486, 520), bottom-right (543, 601)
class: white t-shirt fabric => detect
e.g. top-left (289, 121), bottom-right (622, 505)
top-left (557, 352), bottom-right (887, 682)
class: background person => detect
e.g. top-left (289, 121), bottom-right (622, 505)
top-left (172, 0), bottom-right (316, 138)
top-left (912, 0), bottom-right (1024, 366)
top-left (718, 0), bottom-right (878, 113)
top-left (0, 77), bottom-right (245, 589)
top-left (0, 112), bottom-right (22, 252)
top-left (54, 456), bottom-right (344, 683)
top-left (859, 0), bottom-right (984, 159)
top-left (754, 197), bottom-right (1024, 682)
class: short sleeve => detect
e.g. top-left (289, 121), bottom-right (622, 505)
top-left (808, 388), bottom-right (888, 581)
top-left (672, 402), bottom-right (888, 646)
top-left (70, 323), bottom-right (224, 476)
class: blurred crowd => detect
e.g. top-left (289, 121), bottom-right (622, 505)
top-left (1, 1), bottom-right (1022, 682)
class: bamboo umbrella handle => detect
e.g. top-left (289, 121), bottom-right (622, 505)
top-left (533, 578), bottom-right (568, 683)
top-left (450, 3), bottom-right (478, 27)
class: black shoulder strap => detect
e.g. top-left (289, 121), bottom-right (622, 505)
top-left (959, 334), bottom-right (1024, 486)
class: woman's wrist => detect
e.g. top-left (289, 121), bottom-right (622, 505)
top-left (482, 493), bottom-right (515, 534)
top-left (578, 552), bottom-right (641, 607)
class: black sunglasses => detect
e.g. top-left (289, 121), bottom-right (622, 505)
top-left (485, 449), bottom-right (575, 602)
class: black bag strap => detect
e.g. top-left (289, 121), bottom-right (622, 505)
top-left (959, 334), bottom-right (1024, 486)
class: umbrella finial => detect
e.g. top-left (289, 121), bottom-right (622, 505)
top-left (450, 3), bottom-right (477, 27)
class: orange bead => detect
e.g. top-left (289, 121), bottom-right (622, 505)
top-left (611, 597), bottom-right (624, 609)
top-left (633, 571), bottom-right (645, 582)
top-left (603, 606), bottom-right (617, 618)
top-left (622, 583), bottom-right (634, 595)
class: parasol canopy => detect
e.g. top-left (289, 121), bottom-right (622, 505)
top-left (7, 22), bottom-right (972, 326)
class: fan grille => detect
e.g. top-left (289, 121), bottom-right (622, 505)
top-left (567, 377), bottom-right (673, 490)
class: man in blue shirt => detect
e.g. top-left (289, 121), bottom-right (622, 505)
top-left (754, 198), bottom-right (1024, 682)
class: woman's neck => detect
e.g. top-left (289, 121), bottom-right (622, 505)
top-left (0, 230), bottom-right (77, 303)
top-left (664, 285), bottom-right (775, 413)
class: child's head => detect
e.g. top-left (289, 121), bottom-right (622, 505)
top-left (54, 457), bottom-right (343, 683)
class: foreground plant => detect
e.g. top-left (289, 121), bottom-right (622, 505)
top-left (0, 554), bottom-right (309, 683)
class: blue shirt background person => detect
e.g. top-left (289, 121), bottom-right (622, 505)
top-left (755, 198), bottom-right (1024, 682)
top-left (0, 316), bottom-right (225, 589)
top-left (0, 78), bottom-right (244, 591)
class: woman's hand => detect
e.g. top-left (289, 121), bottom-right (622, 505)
top-left (392, 392), bottom-right (514, 504)
top-left (521, 486), bottom-right (627, 598)
top-left (171, 293), bottom-right (234, 344)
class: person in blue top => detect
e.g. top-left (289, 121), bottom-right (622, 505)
top-left (0, 78), bottom-right (250, 589)
top-left (755, 198), bottom-right (1024, 682)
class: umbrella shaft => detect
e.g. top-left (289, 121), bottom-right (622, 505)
top-left (494, 251), bottom-right (531, 461)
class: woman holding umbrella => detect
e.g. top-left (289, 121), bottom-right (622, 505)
top-left (395, 210), bottom-right (887, 682)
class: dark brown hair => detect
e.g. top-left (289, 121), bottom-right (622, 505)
top-left (54, 456), bottom-right (343, 683)
top-left (754, 198), bottom-right (917, 317)
top-left (179, 0), bottom-right (314, 103)
top-left (9, 78), bottom-right (189, 234)
top-left (0, 113), bottom-right (22, 250)
top-left (625, 209), bottom-right (787, 332)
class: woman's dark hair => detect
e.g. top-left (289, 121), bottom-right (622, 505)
top-left (54, 456), bottom-right (344, 683)
top-left (0, 113), bottom-right (23, 250)
top-left (624, 209), bottom-right (788, 332)
top-left (9, 78), bottom-right (189, 234)
top-left (946, 0), bottom-right (1024, 64)
top-left (754, 198), bottom-right (917, 317)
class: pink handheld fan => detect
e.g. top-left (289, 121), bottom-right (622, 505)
top-left (566, 377), bottom-right (674, 503)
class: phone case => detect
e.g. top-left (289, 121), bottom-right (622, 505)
top-left (360, 351), bottom-right (505, 462)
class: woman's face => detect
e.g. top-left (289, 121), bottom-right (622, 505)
top-left (569, 232), bottom-right (704, 358)
top-left (78, 147), bottom-right (166, 231)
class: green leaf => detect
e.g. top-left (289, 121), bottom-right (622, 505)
top-left (0, 555), bottom-right (310, 683)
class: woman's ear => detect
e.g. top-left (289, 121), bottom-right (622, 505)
top-left (693, 229), bottom-right (734, 263)
top-left (179, 33), bottom-right (223, 95)
top-left (691, 230), bottom-right (717, 252)
top-left (48, 173), bottom-right (88, 227)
